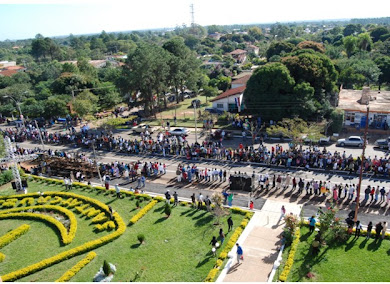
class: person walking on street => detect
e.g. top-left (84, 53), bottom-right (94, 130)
top-left (375, 222), bottom-right (383, 240)
top-left (280, 205), bottom-right (286, 221)
top-left (380, 187), bottom-right (386, 202)
top-left (355, 221), bottom-right (362, 238)
top-left (173, 191), bottom-right (178, 207)
top-left (115, 184), bottom-right (121, 199)
top-left (309, 215), bottom-right (316, 233)
top-left (219, 228), bottom-right (225, 244)
top-left (228, 193), bottom-right (233, 207)
top-left (191, 193), bottom-right (196, 207)
top-left (366, 221), bottom-right (373, 239)
top-left (382, 221), bottom-right (387, 239)
top-left (227, 216), bottom-right (233, 232)
top-left (236, 243), bottom-right (243, 264)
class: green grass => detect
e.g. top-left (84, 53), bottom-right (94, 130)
top-left (284, 226), bottom-right (390, 282)
top-left (0, 181), bottom-right (246, 282)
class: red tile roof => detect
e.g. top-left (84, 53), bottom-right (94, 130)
top-left (0, 69), bottom-right (18, 77)
top-left (210, 85), bottom-right (246, 102)
top-left (229, 49), bottom-right (247, 55)
top-left (5, 66), bottom-right (24, 71)
top-left (231, 74), bottom-right (251, 85)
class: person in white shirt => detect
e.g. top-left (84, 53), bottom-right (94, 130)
top-left (349, 185), bottom-right (355, 200)
top-left (64, 177), bottom-right (69, 190)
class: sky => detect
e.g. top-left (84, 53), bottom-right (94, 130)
top-left (0, 0), bottom-right (389, 41)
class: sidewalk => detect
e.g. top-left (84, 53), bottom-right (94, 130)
top-left (217, 200), bottom-right (302, 282)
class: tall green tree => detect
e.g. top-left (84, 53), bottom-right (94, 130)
top-left (343, 36), bottom-right (357, 58)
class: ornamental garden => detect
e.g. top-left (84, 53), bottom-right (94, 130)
top-left (0, 176), bottom-right (251, 282)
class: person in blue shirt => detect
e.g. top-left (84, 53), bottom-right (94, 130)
top-left (236, 243), bottom-right (243, 264)
top-left (309, 215), bottom-right (316, 233)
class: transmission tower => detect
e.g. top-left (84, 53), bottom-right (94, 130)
top-left (190, 3), bottom-right (195, 27)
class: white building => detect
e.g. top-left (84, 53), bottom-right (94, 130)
top-left (211, 86), bottom-right (245, 113)
top-left (338, 87), bottom-right (390, 130)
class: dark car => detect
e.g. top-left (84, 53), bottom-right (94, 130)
top-left (191, 99), bottom-right (201, 108)
top-left (374, 137), bottom-right (390, 149)
top-left (211, 129), bottom-right (232, 140)
top-left (204, 108), bottom-right (224, 115)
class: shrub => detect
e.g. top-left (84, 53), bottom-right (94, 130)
top-left (135, 200), bottom-right (140, 208)
top-left (0, 170), bottom-right (14, 186)
top-left (153, 196), bottom-right (164, 202)
top-left (279, 228), bottom-right (300, 282)
top-left (0, 224), bottom-right (30, 249)
top-left (0, 252), bottom-right (5, 262)
top-left (129, 200), bottom-right (158, 225)
top-left (103, 260), bottom-right (112, 276)
top-left (164, 203), bottom-right (172, 217)
top-left (55, 252), bottom-right (97, 282)
top-left (137, 234), bottom-right (145, 244)
top-left (205, 268), bottom-right (219, 282)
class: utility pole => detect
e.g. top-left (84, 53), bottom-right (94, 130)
top-left (4, 137), bottom-right (23, 192)
top-left (34, 120), bottom-right (45, 151)
top-left (193, 101), bottom-right (198, 143)
top-left (92, 141), bottom-right (103, 186)
top-left (354, 105), bottom-right (369, 222)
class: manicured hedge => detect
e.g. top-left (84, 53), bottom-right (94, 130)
top-left (0, 205), bottom-right (77, 245)
top-left (55, 251), bottom-right (97, 282)
top-left (0, 224), bottom-right (30, 249)
top-left (279, 228), bottom-right (300, 282)
top-left (129, 200), bottom-right (158, 225)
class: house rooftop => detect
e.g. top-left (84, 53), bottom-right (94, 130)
top-left (338, 88), bottom-right (390, 113)
top-left (229, 49), bottom-right (247, 55)
top-left (210, 85), bottom-right (246, 102)
top-left (231, 73), bottom-right (252, 85)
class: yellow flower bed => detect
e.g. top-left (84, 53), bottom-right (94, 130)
top-left (0, 192), bottom-right (126, 282)
top-left (0, 205), bottom-right (77, 245)
top-left (0, 252), bottom-right (5, 262)
top-left (205, 268), bottom-right (219, 282)
top-left (55, 251), bottom-right (97, 282)
top-left (0, 224), bottom-right (30, 249)
top-left (94, 221), bottom-right (116, 232)
top-left (279, 228), bottom-right (301, 282)
top-left (129, 200), bottom-right (158, 225)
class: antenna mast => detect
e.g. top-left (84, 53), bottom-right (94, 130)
top-left (190, 4), bottom-right (195, 27)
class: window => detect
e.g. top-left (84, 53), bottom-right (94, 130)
top-left (217, 103), bottom-right (224, 109)
top-left (345, 112), bottom-right (355, 123)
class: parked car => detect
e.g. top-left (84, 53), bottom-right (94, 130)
top-left (132, 124), bottom-right (158, 134)
top-left (191, 99), bottom-right (201, 108)
top-left (304, 136), bottom-right (330, 145)
top-left (167, 95), bottom-right (176, 103)
top-left (204, 108), bottom-right (224, 115)
top-left (374, 136), bottom-right (390, 149)
top-left (336, 136), bottom-right (364, 147)
top-left (168, 127), bottom-right (190, 136)
top-left (211, 129), bottom-right (232, 140)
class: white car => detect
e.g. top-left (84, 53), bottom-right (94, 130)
top-left (337, 136), bottom-right (364, 147)
top-left (168, 127), bottom-right (190, 136)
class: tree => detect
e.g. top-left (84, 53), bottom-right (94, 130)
top-left (266, 41), bottom-right (295, 60)
top-left (343, 36), bottom-right (357, 58)
top-left (244, 63), bottom-right (295, 120)
top-left (248, 27), bottom-right (262, 40)
top-left (343, 24), bottom-right (362, 36)
top-left (202, 86), bottom-right (218, 103)
top-left (357, 33), bottom-right (373, 51)
top-left (210, 193), bottom-right (228, 225)
top-left (163, 37), bottom-right (201, 104)
top-left (282, 52), bottom-right (338, 99)
top-left (338, 67), bottom-right (366, 88)
top-left (370, 26), bottom-right (389, 42)
top-left (120, 42), bottom-right (169, 115)
top-left (329, 109), bottom-right (344, 134)
top-left (43, 96), bottom-right (69, 118)
top-left (266, 117), bottom-right (323, 148)
top-left (296, 41), bottom-right (325, 53)
top-left (72, 90), bottom-right (98, 117)
top-left (374, 55), bottom-right (390, 88)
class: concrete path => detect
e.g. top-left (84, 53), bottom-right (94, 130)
top-left (217, 200), bottom-right (302, 282)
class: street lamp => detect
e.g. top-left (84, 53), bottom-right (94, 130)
top-left (4, 95), bottom-right (25, 128)
top-left (193, 101), bottom-right (198, 143)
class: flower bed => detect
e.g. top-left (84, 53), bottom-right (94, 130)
top-left (0, 224), bottom-right (30, 249)
top-left (279, 227), bottom-right (300, 282)
top-left (129, 200), bottom-right (159, 225)
top-left (55, 251), bottom-right (97, 282)
top-left (0, 205), bottom-right (77, 245)
top-left (0, 192), bottom-right (126, 282)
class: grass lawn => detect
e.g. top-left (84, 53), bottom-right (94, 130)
top-left (281, 226), bottom-right (390, 282)
top-left (0, 181), bottom-right (246, 282)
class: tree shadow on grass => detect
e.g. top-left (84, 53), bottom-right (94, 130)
top-left (153, 205), bottom-right (165, 213)
top-left (130, 243), bottom-right (141, 249)
top-left (294, 246), bottom-right (330, 282)
top-left (300, 231), bottom-right (313, 242)
top-left (154, 217), bottom-right (167, 224)
top-left (262, 250), bottom-right (279, 264)
top-left (195, 215), bottom-right (214, 227)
